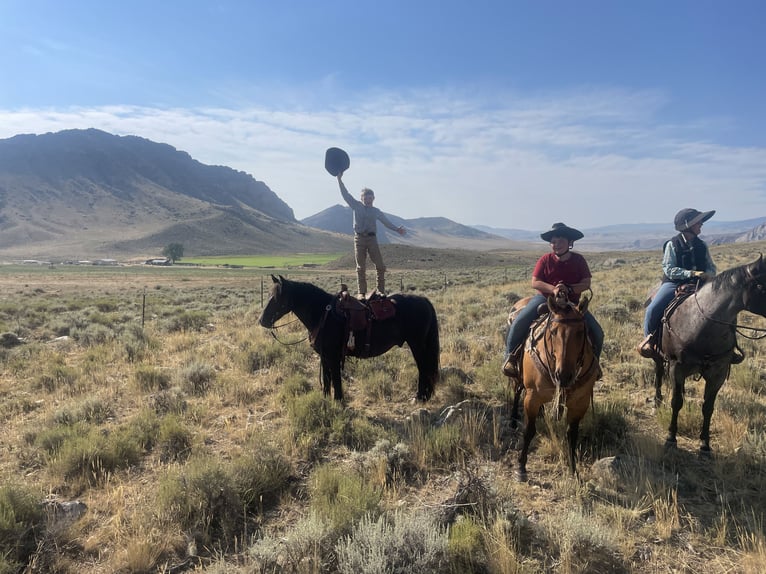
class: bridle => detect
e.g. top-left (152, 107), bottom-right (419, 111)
top-left (690, 272), bottom-right (766, 341)
top-left (529, 307), bottom-right (589, 386)
top-left (263, 288), bottom-right (310, 345)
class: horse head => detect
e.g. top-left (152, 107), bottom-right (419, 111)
top-left (542, 295), bottom-right (589, 389)
top-left (258, 274), bottom-right (292, 328)
top-left (743, 254), bottom-right (766, 318)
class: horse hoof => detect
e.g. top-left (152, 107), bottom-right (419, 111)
top-left (699, 445), bottom-right (712, 457)
top-left (515, 469), bottom-right (528, 482)
top-left (664, 438), bottom-right (677, 449)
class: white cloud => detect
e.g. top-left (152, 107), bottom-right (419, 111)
top-left (1, 87), bottom-right (764, 230)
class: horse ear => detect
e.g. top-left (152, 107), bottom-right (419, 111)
top-left (270, 274), bottom-right (279, 283)
top-left (547, 295), bottom-right (556, 311)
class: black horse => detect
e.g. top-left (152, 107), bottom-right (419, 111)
top-left (650, 255), bottom-right (766, 453)
top-left (258, 275), bottom-right (440, 401)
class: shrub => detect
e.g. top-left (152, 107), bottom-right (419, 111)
top-left (277, 373), bottom-right (313, 402)
top-left (0, 484), bottom-right (44, 571)
top-left (35, 364), bottom-right (79, 393)
top-left (164, 311), bottom-right (209, 333)
top-left (47, 424), bottom-right (143, 488)
top-left (310, 464), bottom-right (381, 534)
top-left (448, 515), bottom-right (486, 573)
top-left (134, 365), bottom-right (172, 392)
top-left (157, 456), bottom-right (242, 551)
top-left (149, 388), bottom-right (188, 415)
top-left (178, 361), bottom-right (216, 396)
top-left (231, 446), bottom-right (293, 514)
top-left (407, 418), bottom-right (465, 469)
top-left (122, 323), bottom-right (151, 363)
top-left (248, 512), bottom-right (330, 573)
top-left (157, 414), bottom-right (193, 462)
top-left (53, 397), bottom-right (114, 425)
top-left (335, 511), bottom-right (448, 574)
top-left (240, 344), bottom-right (286, 372)
top-left (71, 323), bottom-right (115, 346)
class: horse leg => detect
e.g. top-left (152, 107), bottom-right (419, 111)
top-left (320, 356), bottom-right (333, 398)
top-left (330, 360), bottom-right (344, 401)
top-left (321, 356), bottom-right (344, 401)
top-left (410, 320), bottom-right (439, 402)
top-left (566, 419), bottom-right (581, 477)
top-left (562, 387), bottom-right (592, 478)
top-left (510, 379), bottom-right (523, 429)
top-left (415, 360), bottom-right (433, 402)
top-left (516, 394), bottom-right (540, 482)
top-left (653, 357), bottom-right (664, 407)
top-left (665, 363), bottom-right (686, 447)
top-left (699, 369), bottom-right (726, 454)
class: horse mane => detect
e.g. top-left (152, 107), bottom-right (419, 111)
top-left (710, 266), bottom-right (743, 292)
top-left (709, 260), bottom-right (766, 293)
top-left (275, 277), bottom-right (334, 303)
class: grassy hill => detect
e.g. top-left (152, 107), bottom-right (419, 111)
top-left (1, 239), bottom-right (766, 572)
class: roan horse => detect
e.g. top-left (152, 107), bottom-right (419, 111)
top-left (258, 275), bottom-right (440, 402)
top-left (508, 291), bottom-right (601, 481)
top-left (650, 255), bottom-right (766, 453)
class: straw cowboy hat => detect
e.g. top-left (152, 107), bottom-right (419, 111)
top-left (540, 222), bottom-right (584, 242)
top-left (674, 208), bottom-right (715, 232)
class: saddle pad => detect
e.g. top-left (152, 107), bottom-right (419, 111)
top-left (369, 298), bottom-right (396, 321)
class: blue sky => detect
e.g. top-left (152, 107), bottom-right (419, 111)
top-left (1, 0), bottom-right (764, 231)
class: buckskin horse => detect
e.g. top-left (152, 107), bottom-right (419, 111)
top-left (512, 290), bottom-right (601, 481)
top-left (649, 255), bottom-right (766, 453)
top-left (258, 275), bottom-right (440, 402)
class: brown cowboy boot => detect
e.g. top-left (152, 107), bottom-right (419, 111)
top-left (502, 346), bottom-right (523, 378)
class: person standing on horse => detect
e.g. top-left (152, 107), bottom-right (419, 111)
top-left (337, 172), bottom-right (406, 297)
top-left (502, 222), bottom-right (604, 378)
top-left (638, 208), bottom-right (716, 358)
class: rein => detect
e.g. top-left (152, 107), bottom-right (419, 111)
top-left (268, 316), bottom-right (309, 346)
top-left (692, 289), bottom-right (766, 341)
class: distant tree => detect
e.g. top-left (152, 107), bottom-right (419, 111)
top-left (162, 243), bottom-right (184, 263)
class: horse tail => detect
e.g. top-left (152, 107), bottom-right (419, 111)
top-left (422, 298), bottom-right (441, 397)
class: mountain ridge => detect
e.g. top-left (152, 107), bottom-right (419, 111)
top-left (1, 128), bottom-right (764, 259)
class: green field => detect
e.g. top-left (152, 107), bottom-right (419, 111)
top-left (183, 253), bottom-right (345, 267)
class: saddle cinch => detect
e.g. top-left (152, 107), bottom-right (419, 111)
top-left (336, 286), bottom-right (396, 355)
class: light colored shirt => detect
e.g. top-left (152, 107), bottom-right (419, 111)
top-left (339, 183), bottom-right (399, 235)
top-left (662, 236), bottom-right (716, 282)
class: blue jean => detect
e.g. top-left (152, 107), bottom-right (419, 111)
top-left (643, 281), bottom-right (677, 336)
top-left (505, 294), bottom-right (604, 360)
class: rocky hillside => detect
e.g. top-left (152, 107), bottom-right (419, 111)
top-left (0, 129), bottom-right (349, 259)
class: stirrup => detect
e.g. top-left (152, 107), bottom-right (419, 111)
top-left (502, 356), bottom-right (518, 378)
top-left (638, 334), bottom-right (658, 359)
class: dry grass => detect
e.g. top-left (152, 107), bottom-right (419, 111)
top-left (1, 242), bottom-right (766, 572)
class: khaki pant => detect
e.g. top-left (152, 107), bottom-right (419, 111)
top-left (354, 234), bottom-right (386, 294)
